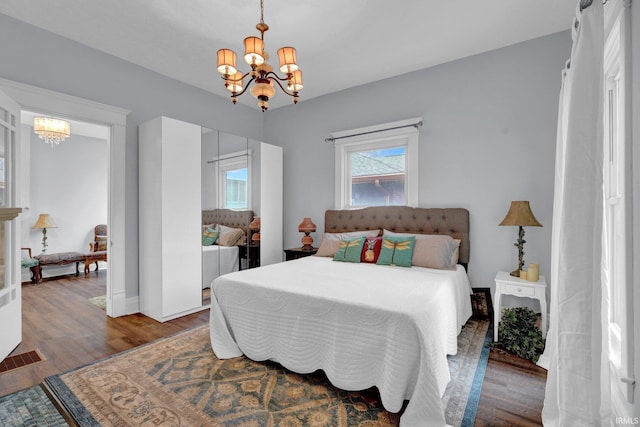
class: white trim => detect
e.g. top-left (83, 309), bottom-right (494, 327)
top-left (603, 0), bottom-right (635, 411)
top-left (211, 149), bottom-right (253, 210)
top-left (332, 118), bottom-right (421, 209)
top-left (0, 78), bottom-right (131, 318)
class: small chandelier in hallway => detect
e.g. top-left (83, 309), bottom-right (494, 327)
top-left (33, 117), bottom-right (71, 146)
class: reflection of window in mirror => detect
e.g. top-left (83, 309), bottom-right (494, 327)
top-left (216, 151), bottom-right (252, 210)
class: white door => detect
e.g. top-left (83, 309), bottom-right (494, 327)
top-left (0, 89), bottom-right (22, 362)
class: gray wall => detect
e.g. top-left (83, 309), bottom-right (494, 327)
top-left (265, 32), bottom-right (572, 291)
top-left (0, 12), bottom-right (575, 297)
top-left (0, 13), bottom-right (263, 297)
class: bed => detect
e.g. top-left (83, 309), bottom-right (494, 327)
top-left (201, 208), bottom-right (253, 289)
top-left (209, 206), bottom-right (472, 426)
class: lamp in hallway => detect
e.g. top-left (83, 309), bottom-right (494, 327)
top-left (32, 214), bottom-right (57, 253)
top-left (499, 201), bottom-right (542, 277)
top-left (33, 117), bottom-right (71, 146)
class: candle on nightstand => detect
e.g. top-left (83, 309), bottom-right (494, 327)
top-left (520, 270), bottom-right (528, 280)
top-left (527, 263), bottom-right (539, 282)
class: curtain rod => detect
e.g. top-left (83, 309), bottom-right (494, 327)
top-left (325, 120), bottom-right (423, 144)
top-left (206, 153), bottom-right (248, 164)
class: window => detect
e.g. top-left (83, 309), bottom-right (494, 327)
top-left (602, 0), bottom-right (634, 414)
top-left (332, 118), bottom-right (420, 209)
top-left (215, 151), bottom-right (251, 210)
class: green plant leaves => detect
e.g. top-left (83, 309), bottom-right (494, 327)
top-left (493, 307), bottom-right (545, 363)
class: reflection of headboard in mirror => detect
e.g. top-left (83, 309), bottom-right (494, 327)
top-left (202, 208), bottom-right (254, 235)
top-left (324, 206), bottom-right (470, 270)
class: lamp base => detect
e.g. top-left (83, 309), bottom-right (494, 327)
top-left (510, 269), bottom-right (521, 277)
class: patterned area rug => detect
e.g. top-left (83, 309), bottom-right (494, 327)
top-left (44, 316), bottom-right (490, 427)
top-left (0, 385), bottom-right (69, 426)
top-left (444, 318), bottom-right (491, 425)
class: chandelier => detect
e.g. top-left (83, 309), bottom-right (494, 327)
top-left (33, 117), bottom-right (71, 146)
top-left (216, 0), bottom-right (303, 112)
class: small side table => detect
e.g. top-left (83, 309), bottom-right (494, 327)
top-left (238, 244), bottom-right (260, 270)
top-left (493, 271), bottom-right (547, 342)
top-left (284, 247), bottom-right (318, 261)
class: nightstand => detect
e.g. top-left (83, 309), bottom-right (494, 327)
top-left (284, 247), bottom-right (318, 261)
top-left (238, 244), bottom-right (260, 270)
top-left (493, 271), bottom-right (547, 342)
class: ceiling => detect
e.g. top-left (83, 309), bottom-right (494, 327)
top-left (0, 0), bottom-right (577, 110)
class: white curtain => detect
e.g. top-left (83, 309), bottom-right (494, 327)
top-left (539, 1), bottom-right (611, 425)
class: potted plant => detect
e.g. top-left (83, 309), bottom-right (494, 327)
top-left (494, 307), bottom-right (545, 363)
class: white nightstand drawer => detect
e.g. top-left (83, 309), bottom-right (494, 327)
top-left (504, 283), bottom-right (535, 297)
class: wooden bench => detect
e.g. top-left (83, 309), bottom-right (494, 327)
top-left (32, 252), bottom-right (94, 283)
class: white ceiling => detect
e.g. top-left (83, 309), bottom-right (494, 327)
top-left (0, 0), bottom-right (577, 110)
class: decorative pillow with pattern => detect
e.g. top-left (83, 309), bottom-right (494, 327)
top-left (360, 236), bottom-right (383, 263)
top-left (383, 230), bottom-right (460, 270)
top-left (315, 230), bottom-right (380, 257)
top-left (333, 236), bottom-right (366, 263)
top-left (376, 235), bottom-right (416, 267)
top-left (202, 228), bottom-right (219, 246)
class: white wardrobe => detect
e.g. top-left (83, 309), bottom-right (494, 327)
top-left (138, 116), bottom-right (203, 322)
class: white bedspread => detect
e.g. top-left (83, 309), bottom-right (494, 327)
top-left (209, 256), bottom-right (472, 426)
top-left (202, 245), bottom-right (239, 289)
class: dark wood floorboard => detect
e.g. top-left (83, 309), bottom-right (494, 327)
top-left (474, 348), bottom-right (547, 426)
top-left (0, 273), bottom-right (208, 397)
top-left (2, 274), bottom-right (546, 426)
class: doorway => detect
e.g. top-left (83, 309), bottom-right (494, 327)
top-left (0, 77), bottom-right (129, 317)
top-left (20, 110), bottom-right (108, 285)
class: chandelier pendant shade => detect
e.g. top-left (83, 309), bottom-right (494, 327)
top-left (216, 0), bottom-right (303, 111)
top-left (33, 117), bottom-right (71, 146)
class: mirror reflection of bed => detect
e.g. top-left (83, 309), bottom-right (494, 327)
top-left (201, 208), bottom-right (254, 305)
top-left (201, 128), bottom-right (282, 305)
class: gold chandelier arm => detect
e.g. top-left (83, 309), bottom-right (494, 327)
top-left (264, 72), bottom-right (297, 97)
top-left (221, 73), bottom-right (256, 97)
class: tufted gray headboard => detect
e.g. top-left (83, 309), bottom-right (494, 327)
top-left (324, 206), bottom-right (470, 269)
top-left (202, 209), bottom-right (254, 235)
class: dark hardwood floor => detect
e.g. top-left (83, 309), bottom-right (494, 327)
top-left (1, 273), bottom-right (546, 426)
top-left (1, 273), bottom-right (208, 397)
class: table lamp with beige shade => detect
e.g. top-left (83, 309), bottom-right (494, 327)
top-left (32, 214), bottom-right (57, 253)
top-left (499, 201), bottom-right (542, 277)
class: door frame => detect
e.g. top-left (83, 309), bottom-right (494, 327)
top-left (0, 77), bottom-right (130, 317)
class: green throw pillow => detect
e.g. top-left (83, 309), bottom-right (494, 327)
top-left (202, 228), bottom-right (219, 246)
top-left (333, 236), bottom-right (366, 263)
top-left (376, 235), bottom-right (416, 267)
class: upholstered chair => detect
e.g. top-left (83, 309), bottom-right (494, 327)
top-left (90, 224), bottom-right (108, 252)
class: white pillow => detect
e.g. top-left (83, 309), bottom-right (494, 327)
top-left (383, 229), bottom-right (459, 270)
top-left (315, 230), bottom-right (380, 257)
top-left (218, 226), bottom-right (246, 246)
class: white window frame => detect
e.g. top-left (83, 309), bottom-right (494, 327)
top-left (214, 150), bottom-right (252, 210)
top-left (602, 0), bottom-right (634, 413)
top-left (332, 118), bottom-right (421, 209)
